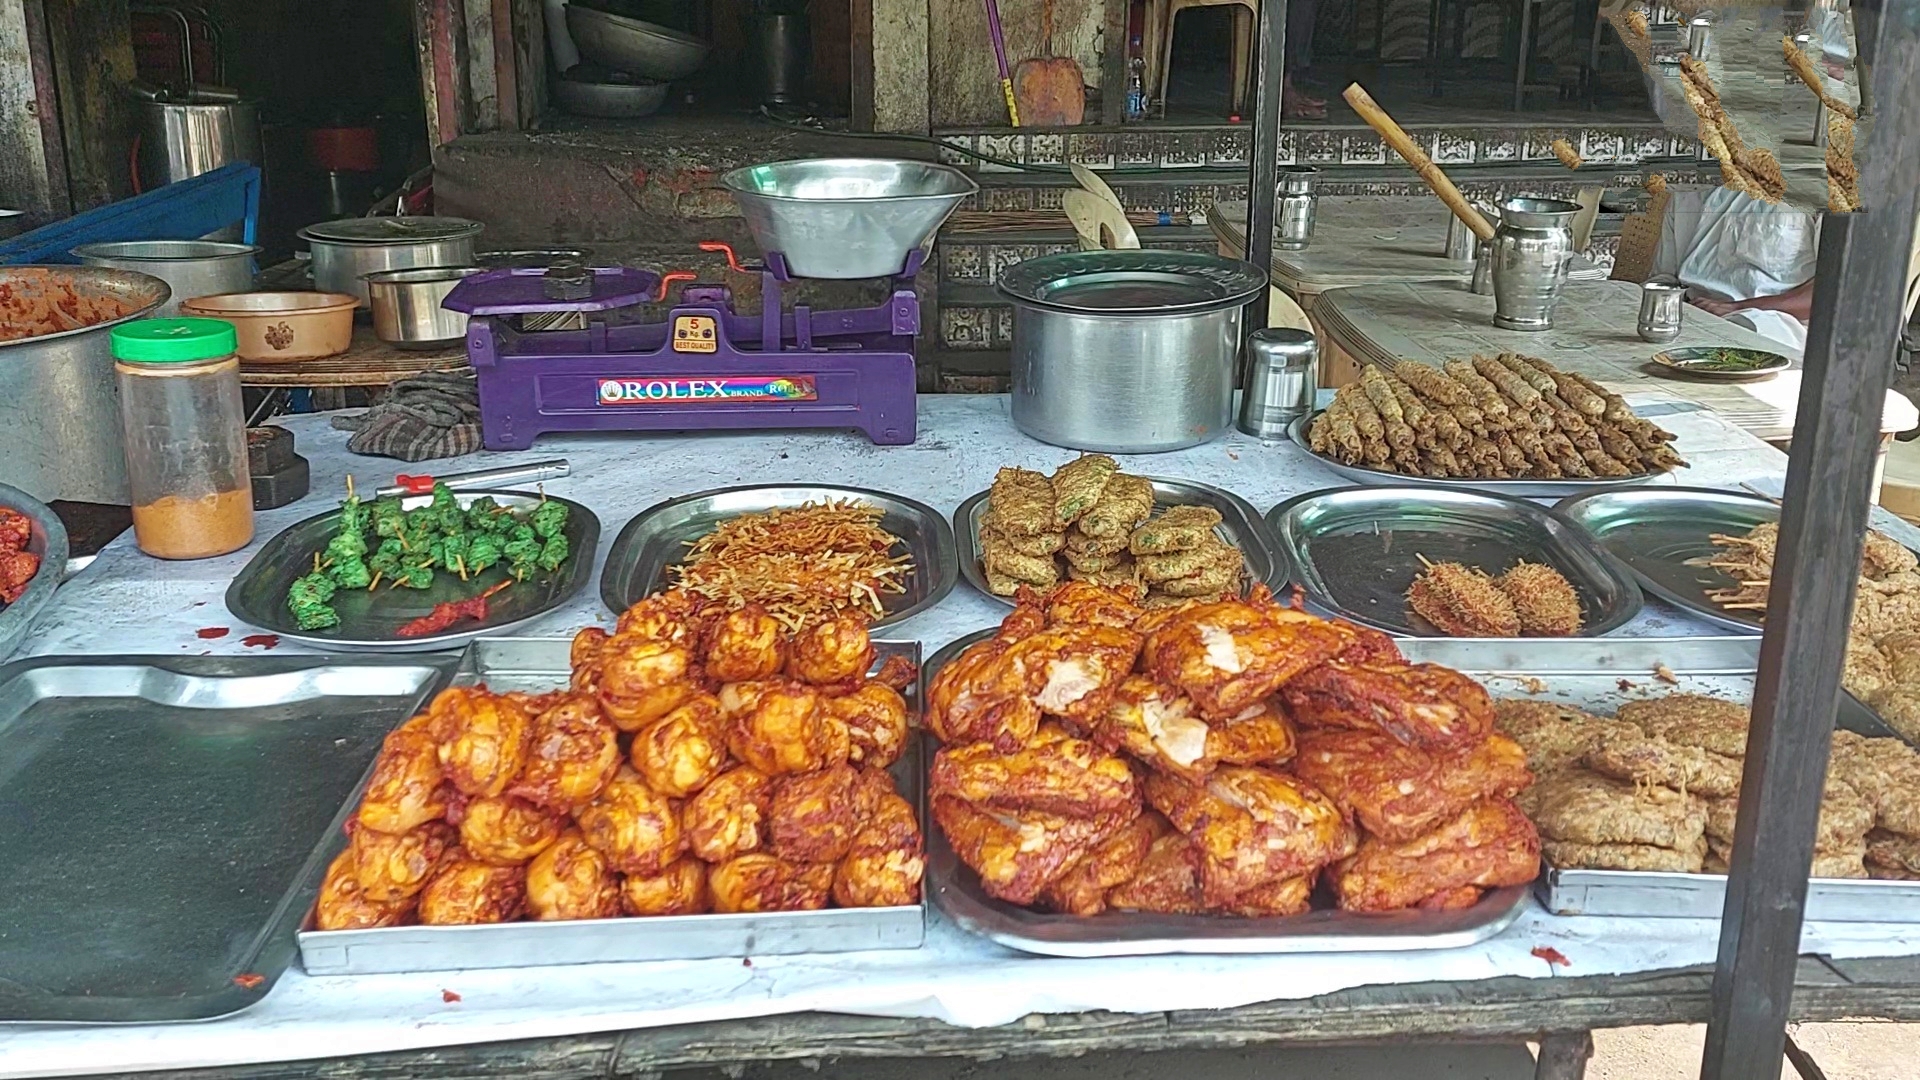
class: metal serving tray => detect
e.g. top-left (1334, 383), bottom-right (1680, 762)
top-left (0, 654), bottom-right (454, 1023)
top-left (1286, 412), bottom-right (1662, 498)
top-left (297, 636), bottom-right (927, 975)
top-left (1553, 487), bottom-right (1775, 634)
top-left (227, 489), bottom-right (601, 652)
top-left (918, 631), bottom-right (1530, 957)
top-left (600, 484), bottom-right (957, 628)
top-left (1267, 485), bottom-right (1642, 637)
top-left (0, 481), bottom-right (68, 663)
top-left (954, 476), bottom-right (1286, 607)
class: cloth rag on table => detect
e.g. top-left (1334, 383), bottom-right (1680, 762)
top-left (330, 373), bottom-right (483, 461)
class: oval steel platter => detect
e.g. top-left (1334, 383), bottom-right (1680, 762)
top-left (1554, 486), bottom-right (1778, 634)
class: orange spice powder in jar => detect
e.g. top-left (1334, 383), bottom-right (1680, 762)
top-left (131, 488), bottom-right (255, 560)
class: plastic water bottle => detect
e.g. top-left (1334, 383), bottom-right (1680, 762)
top-left (1125, 38), bottom-right (1147, 120)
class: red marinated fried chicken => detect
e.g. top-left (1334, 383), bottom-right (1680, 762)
top-left (1144, 765), bottom-right (1356, 905)
top-left (931, 793), bottom-right (1135, 905)
top-left (1140, 585), bottom-right (1354, 720)
top-left (931, 724), bottom-right (1139, 819)
top-left (1326, 798), bottom-right (1540, 912)
top-left (1291, 729), bottom-right (1532, 842)
top-left (1283, 659), bottom-right (1494, 752)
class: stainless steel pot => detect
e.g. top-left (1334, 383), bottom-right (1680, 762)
top-left (364, 266), bottom-right (486, 349)
top-left (298, 217), bottom-right (483, 306)
top-left (1490, 197), bottom-right (1579, 332)
top-left (0, 266), bottom-right (171, 504)
top-left (71, 240), bottom-right (258, 316)
top-left (997, 250), bottom-right (1266, 453)
top-left (137, 97), bottom-right (261, 188)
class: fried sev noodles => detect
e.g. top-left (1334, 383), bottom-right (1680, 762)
top-left (670, 501), bottom-right (912, 629)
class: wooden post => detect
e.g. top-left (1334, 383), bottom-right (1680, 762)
top-left (857, 0), bottom-right (930, 133)
top-left (416, 0), bottom-right (472, 148)
top-left (1241, 0), bottom-right (1286, 337)
top-left (1100, 0), bottom-right (1127, 124)
top-left (1534, 1032), bottom-right (1593, 1080)
top-left (1700, 0), bottom-right (1920, 1074)
top-left (466, 0), bottom-right (501, 130)
top-left (511, 0), bottom-right (544, 129)
top-left (41, 0), bottom-right (135, 210)
top-left (0, 0), bottom-right (69, 223)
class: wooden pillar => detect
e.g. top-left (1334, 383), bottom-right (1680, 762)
top-left (855, 0), bottom-right (929, 133)
top-left (0, 0), bottom-right (69, 223)
top-left (417, 0), bottom-right (472, 148)
top-left (41, 0), bottom-right (135, 210)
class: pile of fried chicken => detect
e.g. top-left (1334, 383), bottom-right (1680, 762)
top-left (1499, 692), bottom-right (1920, 880)
top-left (0, 507), bottom-right (40, 604)
top-left (925, 581), bottom-right (1540, 916)
top-left (315, 591), bottom-right (924, 930)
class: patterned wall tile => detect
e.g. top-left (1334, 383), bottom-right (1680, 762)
top-left (1027, 134), bottom-right (1065, 166)
top-left (1301, 131), bottom-right (1341, 165)
top-left (1161, 132), bottom-right (1208, 169)
top-left (1032, 186), bottom-right (1067, 211)
top-left (940, 307), bottom-right (991, 349)
top-left (986, 243), bottom-right (1042, 283)
top-left (1068, 133), bottom-right (1117, 169)
top-left (1341, 133), bottom-right (1387, 164)
top-left (976, 134), bottom-right (1023, 171)
top-left (1276, 130), bottom-right (1296, 166)
top-left (1521, 133), bottom-right (1561, 161)
top-left (942, 244), bottom-right (985, 283)
top-left (1431, 131), bottom-right (1476, 165)
top-left (938, 135), bottom-right (974, 168)
top-left (1118, 133), bottom-right (1158, 167)
top-left (1580, 130), bottom-right (1625, 165)
top-left (1629, 133), bottom-right (1669, 163)
top-left (1208, 129), bottom-right (1249, 166)
top-left (1480, 130), bottom-right (1521, 162)
top-left (993, 307), bottom-right (1014, 347)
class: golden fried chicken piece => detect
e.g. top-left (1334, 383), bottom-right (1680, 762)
top-left (727, 680), bottom-right (846, 775)
top-left (1616, 694), bottom-right (1749, 758)
top-left (1831, 731), bottom-right (1920, 836)
top-left (986, 466), bottom-right (1057, 537)
top-left (1208, 701), bottom-right (1299, 767)
top-left (1529, 768), bottom-right (1707, 850)
top-left (1141, 586), bottom-right (1353, 721)
top-left (429, 687), bottom-right (534, 798)
top-left (1283, 660), bottom-right (1494, 753)
top-left (1702, 777), bottom-right (1871, 851)
top-left (508, 695), bottom-right (622, 812)
top-left (926, 631), bottom-right (1042, 749)
top-left (787, 613), bottom-right (875, 688)
top-left (932, 792), bottom-right (1134, 905)
top-left (998, 622), bottom-right (1145, 732)
top-left (833, 790), bottom-right (926, 908)
top-left (1584, 731), bottom-right (1741, 798)
top-left (1078, 473), bottom-right (1156, 539)
top-left (1867, 828), bottom-right (1920, 874)
top-left (417, 847), bottom-right (527, 925)
top-left (632, 693), bottom-right (730, 797)
top-left (1106, 830), bottom-right (1208, 914)
top-left (1412, 885), bottom-right (1483, 910)
top-left (1095, 675), bottom-right (1217, 781)
top-left (1327, 798), bottom-right (1540, 912)
top-left (315, 848), bottom-right (415, 930)
top-left (1497, 562), bottom-right (1585, 636)
top-left (458, 794), bottom-right (566, 865)
top-left (1051, 453), bottom-right (1119, 528)
top-left (768, 762), bottom-right (860, 863)
top-left (1543, 836), bottom-right (1707, 873)
top-left (1144, 766), bottom-right (1356, 905)
top-left (704, 604), bottom-right (788, 682)
top-left (597, 637), bottom-right (699, 732)
top-left (1332, 621), bottom-right (1405, 665)
top-left (1040, 580), bottom-right (1146, 629)
top-left (1218, 873), bottom-right (1313, 917)
top-left (716, 680), bottom-right (771, 719)
top-left (357, 717), bottom-right (450, 835)
top-left (351, 820), bottom-right (456, 901)
top-left (1494, 699), bottom-right (1639, 780)
top-left (684, 765), bottom-right (774, 862)
top-left (615, 587), bottom-right (712, 645)
top-left (526, 829), bottom-right (622, 920)
top-left (575, 766), bottom-right (685, 875)
top-left (826, 681), bottom-right (910, 768)
top-left (621, 857), bottom-right (710, 916)
top-left (1292, 729), bottom-right (1532, 843)
top-left (931, 725), bottom-right (1139, 818)
top-left (708, 853), bottom-right (835, 912)
top-left (1040, 811), bottom-right (1167, 915)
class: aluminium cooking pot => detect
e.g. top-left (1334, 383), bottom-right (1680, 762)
top-left (996, 250), bottom-right (1266, 453)
top-left (298, 216), bottom-right (483, 307)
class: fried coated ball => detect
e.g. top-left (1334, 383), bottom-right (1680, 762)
top-left (620, 856), bottom-right (711, 916)
top-left (570, 626), bottom-right (611, 693)
top-left (832, 790), bottom-right (925, 908)
top-left (508, 695), bottom-right (623, 812)
top-left (430, 687), bottom-right (534, 798)
top-left (684, 765), bottom-right (774, 862)
top-left (575, 765), bottom-right (685, 875)
top-left (787, 614), bottom-right (874, 686)
top-left (769, 763), bottom-right (860, 863)
top-left (598, 636), bottom-right (698, 732)
top-left (708, 853), bottom-right (834, 913)
top-left (826, 681), bottom-right (910, 768)
top-left (357, 716), bottom-right (450, 834)
top-left (315, 849), bottom-right (415, 930)
top-left (417, 847), bottom-right (527, 925)
top-left (615, 588), bottom-right (711, 645)
top-left (705, 604), bottom-right (788, 682)
top-left (351, 819), bottom-right (457, 901)
top-left (632, 693), bottom-right (730, 797)
top-left (458, 794), bottom-right (566, 865)
top-left (727, 681), bottom-right (848, 775)
top-left (716, 680), bottom-right (771, 719)
top-left (525, 830), bottom-right (623, 920)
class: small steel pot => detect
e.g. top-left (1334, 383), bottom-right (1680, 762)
top-left (364, 266), bottom-right (486, 349)
top-left (71, 240), bottom-right (259, 316)
top-left (299, 217), bottom-right (483, 306)
top-left (997, 250), bottom-right (1266, 453)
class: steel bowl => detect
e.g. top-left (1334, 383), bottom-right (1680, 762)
top-left (364, 266), bottom-right (486, 349)
top-left (298, 216), bottom-right (484, 306)
top-left (555, 73), bottom-right (669, 118)
top-left (0, 480), bottom-right (68, 663)
top-left (71, 240), bottom-right (259, 316)
top-left (566, 5), bottom-right (710, 81)
top-left (721, 158), bottom-right (977, 279)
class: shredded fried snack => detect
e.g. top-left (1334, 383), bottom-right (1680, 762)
top-left (0, 269), bottom-right (141, 343)
top-left (672, 502), bottom-right (912, 629)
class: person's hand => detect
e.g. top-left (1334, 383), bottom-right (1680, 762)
top-left (1689, 295), bottom-right (1743, 318)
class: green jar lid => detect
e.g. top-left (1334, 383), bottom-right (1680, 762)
top-left (111, 317), bottom-right (238, 363)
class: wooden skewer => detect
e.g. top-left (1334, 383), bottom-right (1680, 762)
top-left (1342, 83), bottom-right (1497, 243)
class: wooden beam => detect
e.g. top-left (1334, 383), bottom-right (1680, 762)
top-left (466, 0), bottom-right (501, 130)
top-left (511, 0), bottom-right (545, 129)
top-left (41, 0), bottom-right (134, 210)
top-left (492, 0), bottom-right (519, 129)
top-left (1241, 0), bottom-right (1286, 337)
top-left (1100, 0), bottom-right (1127, 123)
top-left (416, 0), bottom-right (471, 148)
top-left (0, 0), bottom-right (67, 222)
top-left (865, 0), bottom-right (929, 133)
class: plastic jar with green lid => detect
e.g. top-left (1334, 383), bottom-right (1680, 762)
top-left (112, 318), bottom-right (255, 559)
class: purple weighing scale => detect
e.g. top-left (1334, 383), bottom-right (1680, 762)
top-left (444, 245), bottom-right (919, 449)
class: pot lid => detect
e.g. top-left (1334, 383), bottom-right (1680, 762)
top-left (996, 250), bottom-right (1267, 314)
top-left (298, 217), bottom-right (483, 245)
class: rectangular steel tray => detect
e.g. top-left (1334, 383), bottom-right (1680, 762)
top-left (226, 489), bottom-right (601, 653)
top-left (1287, 412), bottom-right (1662, 498)
top-left (297, 637), bottom-right (927, 975)
top-left (954, 476), bottom-right (1287, 608)
top-left (1267, 485), bottom-right (1643, 637)
top-left (918, 630), bottom-right (1530, 957)
top-left (599, 484), bottom-right (957, 629)
top-left (0, 654), bottom-right (454, 1023)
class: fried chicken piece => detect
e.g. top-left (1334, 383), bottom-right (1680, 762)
top-left (926, 627), bottom-right (1043, 749)
top-left (728, 680), bottom-right (847, 775)
top-left (1292, 729), bottom-right (1532, 843)
top-left (632, 693), bottom-right (730, 797)
top-left (1039, 812), bottom-right (1167, 915)
top-left (1843, 634), bottom-right (1895, 701)
top-left (1130, 505), bottom-right (1224, 556)
top-left (1283, 659), bottom-right (1494, 752)
top-left (1871, 689), bottom-right (1920, 744)
top-left (1407, 561), bottom-right (1520, 637)
top-left (1706, 837), bottom-right (1868, 879)
top-left (1328, 798), bottom-right (1540, 912)
top-left (684, 765), bottom-right (774, 862)
top-left (315, 849), bottom-right (415, 930)
top-left (356, 717), bottom-right (450, 834)
top-left (1042, 580), bottom-right (1146, 630)
top-left (526, 829), bottom-right (623, 920)
top-left (1106, 829), bottom-right (1209, 915)
top-left (569, 626), bottom-right (610, 694)
top-left (1219, 873), bottom-right (1314, 917)
top-left (1863, 529), bottom-right (1918, 578)
top-left (826, 681), bottom-right (910, 768)
top-left (1529, 768), bottom-right (1707, 850)
top-left (1494, 700), bottom-right (1640, 781)
top-left (1496, 562), bottom-right (1584, 636)
top-left (1142, 586), bottom-right (1354, 721)
top-left (703, 604), bottom-right (787, 682)
top-left (1095, 677), bottom-right (1297, 782)
top-left (1584, 731), bottom-right (1741, 798)
top-left (1866, 828), bottom-right (1920, 873)
top-left (931, 724), bottom-right (1139, 818)
top-left (597, 636), bottom-right (698, 732)
top-left (1543, 836), bottom-right (1706, 873)
top-left (1617, 694), bottom-right (1749, 758)
top-left (575, 766), bottom-right (685, 876)
top-left (1209, 701), bottom-right (1299, 767)
top-left (458, 794), bottom-right (566, 865)
top-left (428, 687), bottom-right (534, 799)
top-left (508, 695), bottom-right (622, 812)
top-left (1334, 622), bottom-right (1406, 665)
top-left (1016, 622), bottom-right (1146, 728)
top-left (1052, 453), bottom-right (1119, 528)
top-left (768, 762), bottom-right (860, 863)
top-left (621, 857), bottom-right (710, 916)
top-left (987, 467), bottom-right (1058, 537)
top-left (613, 587), bottom-right (714, 646)
top-left (417, 847), bottom-right (527, 925)
top-left (708, 853), bottom-right (835, 912)
top-left (1831, 732), bottom-right (1920, 836)
top-left (833, 790), bottom-right (926, 908)
top-left (1078, 473), bottom-right (1156, 538)
top-left (1144, 766), bottom-right (1356, 905)
top-left (932, 792), bottom-right (1133, 905)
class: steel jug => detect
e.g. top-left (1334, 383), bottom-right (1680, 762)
top-left (1490, 197), bottom-right (1580, 331)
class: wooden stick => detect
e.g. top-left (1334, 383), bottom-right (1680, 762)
top-left (1783, 35), bottom-right (1857, 119)
top-left (1342, 83), bottom-right (1496, 243)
